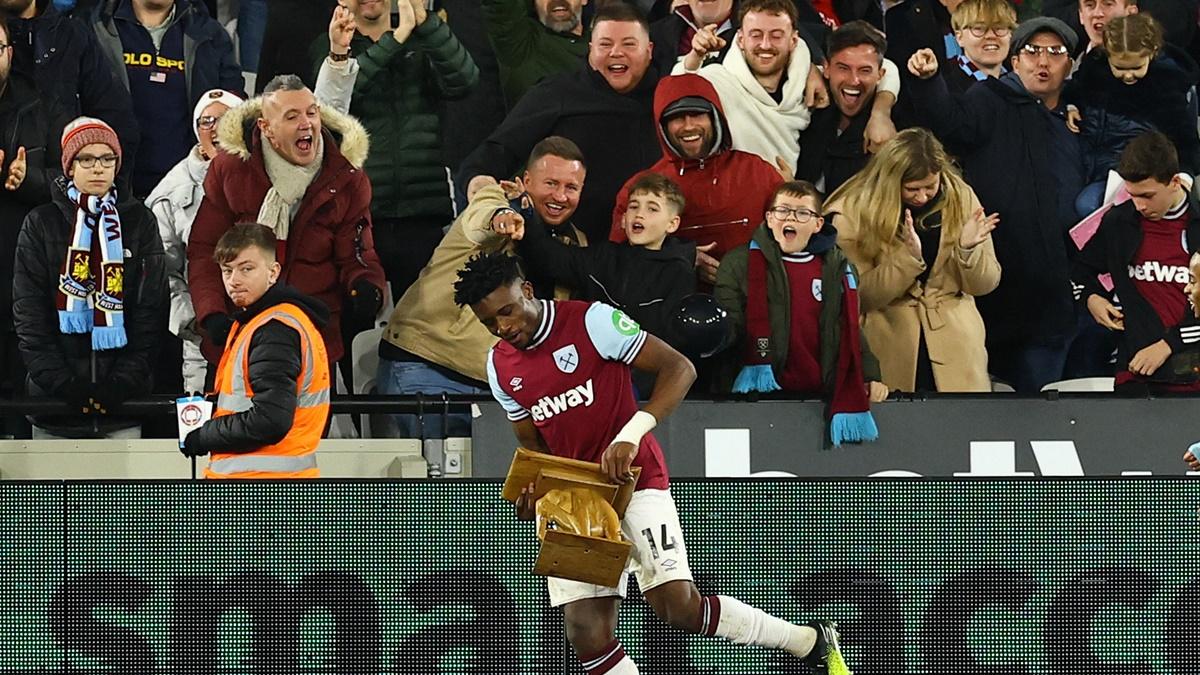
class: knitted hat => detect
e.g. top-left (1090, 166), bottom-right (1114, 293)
top-left (193, 89), bottom-right (245, 141)
top-left (61, 117), bottom-right (122, 175)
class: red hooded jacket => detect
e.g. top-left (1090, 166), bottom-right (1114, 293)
top-left (609, 74), bottom-right (783, 259)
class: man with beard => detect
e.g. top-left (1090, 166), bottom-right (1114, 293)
top-left (459, 2), bottom-right (661, 243)
top-left (0, 14), bottom-right (69, 434)
top-left (609, 73), bottom-right (782, 284)
top-left (311, 0), bottom-right (477, 304)
top-left (677, 0), bottom-right (901, 170)
top-left (1, 0), bottom-right (138, 182)
top-left (907, 18), bottom-right (1086, 392)
top-left (187, 75), bottom-right (386, 378)
top-left (90, 0), bottom-right (242, 199)
top-left (797, 21), bottom-right (888, 195)
top-left (482, 0), bottom-right (589, 107)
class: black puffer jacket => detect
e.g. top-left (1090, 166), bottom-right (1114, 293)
top-left (187, 284), bottom-right (330, 454)
top-left (516, 206), bottom-right (696, 344)
top-left (0, 73), bottom-right (71, 332)
top-left (1068, 45), bottom-right (1200, 181)
top-left (6, 0), bottom-right (139, 174)
top-left (13, 177), bottom-right (167, 436)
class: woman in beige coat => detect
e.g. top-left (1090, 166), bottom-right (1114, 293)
top-left (824, 129), bottom-right (1002, 392)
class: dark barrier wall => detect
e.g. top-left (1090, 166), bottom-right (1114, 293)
top-left (2, 479), bottom-right (1199, 674)
top-left (471, 398), bottom-right (1200, 477)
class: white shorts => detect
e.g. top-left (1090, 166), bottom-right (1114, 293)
top-left (547, 488), bottom-right (694, 607)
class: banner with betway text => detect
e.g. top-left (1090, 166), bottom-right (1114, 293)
top-left (471, 397), bottom-right (1200, 478)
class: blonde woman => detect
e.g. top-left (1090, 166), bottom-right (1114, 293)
top-left (824, 128), bottom-right (1001, 392)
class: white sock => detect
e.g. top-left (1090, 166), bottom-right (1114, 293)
top-left (707, 595), bottom-right (816, 657)
top-left (580, 640), bottom-right (640, 674)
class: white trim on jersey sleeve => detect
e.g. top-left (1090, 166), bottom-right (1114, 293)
top-left (486, 348), bottom-right (530, 422)
top-left (584, 302), bottom-right (647, 364)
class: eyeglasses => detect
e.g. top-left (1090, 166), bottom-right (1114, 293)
top-left (965, 25), bottom-right (1012, 37)
top-left (197, 115), bottom-right (221, 130)
top-left (74, 154), bottom-right (119, 169)
top-left (1020, 43), bottom-right (1070, 58)
top-left (768, 206), bottom-right (819, 223)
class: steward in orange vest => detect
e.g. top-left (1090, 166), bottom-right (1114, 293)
top-left (180, 223), bottom-right (331, 478)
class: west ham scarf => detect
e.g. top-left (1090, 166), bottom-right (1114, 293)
top-left (58, 183), bottom-right (126, 350)
top-left (733, 241), bottom-right (877, 446)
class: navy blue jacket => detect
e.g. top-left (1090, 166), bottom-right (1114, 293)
top-left (1067, 45), bottom-right (1200, 181)
top-left (91, 0), bottom-right (242, 110)
top-left (909, 71), bottom-right (1085, 346)
top-left (6, 0), bottom-right (139, 173)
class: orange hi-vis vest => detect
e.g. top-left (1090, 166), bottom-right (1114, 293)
top-left (205, 302), bottom-right (331, 479)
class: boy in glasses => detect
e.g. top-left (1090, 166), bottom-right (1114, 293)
top-left (945, 0), bottom-right (1018, 93)
top-left (12, 116), bottom-right (166, 439)
top-left (713, 180), bottom-right (886, 446)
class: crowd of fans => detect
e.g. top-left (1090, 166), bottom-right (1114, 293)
top-left (1, 0), bottom-right (1199, 439)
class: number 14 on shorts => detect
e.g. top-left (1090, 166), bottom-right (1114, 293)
top-left (640, 524), bottom-right (678, 560)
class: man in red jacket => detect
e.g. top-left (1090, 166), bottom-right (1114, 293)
top-left (187, 75), bottom-right (386, 369)
top-left (609, 73), bottom-right (783, 285)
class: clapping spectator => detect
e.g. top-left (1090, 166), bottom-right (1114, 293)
top-left (480, 0), bottom-right (589, 107)
top-left (310, 0), bottom-right (478, 303)
top-left (13, 117), bottom-right (166, 438)
top-left (0, 14), bottom-right (70, 431)
top-left (906, 18), bottom-right (1085, 392)
top-left (826, 128), bottom-right (1000, 392)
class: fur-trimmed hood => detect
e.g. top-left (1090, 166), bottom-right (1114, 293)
top-left (216, 96), bottom-right (370, 169)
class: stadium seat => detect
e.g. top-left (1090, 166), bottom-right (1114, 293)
top-left (351, 326), bottom-right (385, 437)
top-left (1040, 377), bottom-right (1115, 393)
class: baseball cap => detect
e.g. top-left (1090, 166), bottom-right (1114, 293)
top-left (1010, 17), bottom-right (1079, 57)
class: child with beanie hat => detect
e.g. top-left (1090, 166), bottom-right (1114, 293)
top-left (11, 116), bottom-right (167, 439)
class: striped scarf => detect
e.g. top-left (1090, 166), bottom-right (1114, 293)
top-left (733, 241), bottom-right (877, 446)
top-left (57, 183), bottom-right (126, 350)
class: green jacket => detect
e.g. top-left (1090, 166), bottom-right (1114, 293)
top-left (311, 15), bottom-right (479, 220)
top-left (713, 223), bottom-right (881, 394)
top-left (480, 0), bottom-right (588, 107)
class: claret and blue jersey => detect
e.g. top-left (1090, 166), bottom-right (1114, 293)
top-left (487, 300), bottom-right (670, 491)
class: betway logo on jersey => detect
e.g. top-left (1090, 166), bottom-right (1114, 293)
top-left (1128, 261), bottom-right (1189, 283)
top-left (530, 379), bottom-right (595, 422)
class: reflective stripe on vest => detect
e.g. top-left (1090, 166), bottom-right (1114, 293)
top-left (207, 303), bottom-right (330, 479)
top-left (208, 453), bottom-right (319, 475)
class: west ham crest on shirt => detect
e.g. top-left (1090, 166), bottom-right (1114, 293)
top-left (812, 279), bottom-right (823, 301)
top-left (553, 344), bottom-right (579, 374)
